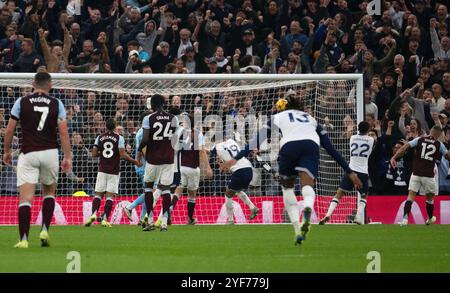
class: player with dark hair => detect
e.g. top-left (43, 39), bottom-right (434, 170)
top-left (320, 121), bottom-right (374, 225)
top-left (391, 125), bottom-right (450, 226)
top-left (84, 118), bottom-right (141, 227)
top-left (138, 94), bottom-right (179, 232)
top-left (221, 95), bottom-right (362, 245)
top-left (3, 72), bottom-right (72, 248)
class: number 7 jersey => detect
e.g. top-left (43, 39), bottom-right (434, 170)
top-left (10, 92), bottom-right (66, 154)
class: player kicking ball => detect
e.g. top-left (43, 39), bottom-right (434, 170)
top-left (320, 121), bottom-right (374, 225)
top-left (221, 96), bottom-right (362, 245)
top-left (390, 125), bottom-right (450, 226)
top-left (214, 136), bottom-right (260, 224)
top-left (85, 118), bottom-right (141, 227)
top-left (2, 72), bottom-right (72, 248)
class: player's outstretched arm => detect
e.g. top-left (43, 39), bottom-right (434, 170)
top-left (390, 139), bottom-right (415, 168)
top-left (2, 118), bottom-right (17, 165)
top-left (317, 126), bottom-right (351, 173)
top-left (317, 125), bottom-right (362, 189)
top-left (119, 148), bottom-right (142, 166)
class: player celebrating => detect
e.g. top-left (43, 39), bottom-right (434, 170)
top-left (137, 94), bottom-right (179, 232)
top-left (85, 118), bottom-right (141, 227)
top-left (213, 135), bottom-right (260, 224)
top-left (320, 121), bottom-right (374, 225)
top-left (2, 72), bottom-right (72, 248)
top-left (390, 125), bottom-right (450, 226)
top-left (221, 96), bottom-right (362, 245)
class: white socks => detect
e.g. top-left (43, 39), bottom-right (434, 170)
top-left (237, 191), bottom-right (255, 210)
top-left (226, 197), bottom-right (234, 221)
top-left (153, 189), bottom-right (162, 208)
top-left (356, 198), bottom-right (367, 224)
top-left (282, 188), bottom-right (300, 234)
top-left (302, 185), bottom-right (316, 211)
top-left (326, 198), bottom-right (340, 217)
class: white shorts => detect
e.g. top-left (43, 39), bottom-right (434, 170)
top-left (17, 149), bottom-right (59, 186)
top-left (144, 163), bottom-right (174, 186)
top-left (95, 172), bottom-right (120, 194)
top-left (408, 174), bottom-right (435, 194)
top-left (180, 166), bottom-right (200, 191)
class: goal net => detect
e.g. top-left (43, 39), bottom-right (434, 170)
top-left (0, 73), bottom-right (363, 225)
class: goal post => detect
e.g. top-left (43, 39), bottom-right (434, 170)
top-left (0, 73), bottom-right (364, 225)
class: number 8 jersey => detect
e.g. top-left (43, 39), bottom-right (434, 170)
top-left (349, 134), bottom-right (375, 174)
top-left (94, 131), bottom-right (125, 175)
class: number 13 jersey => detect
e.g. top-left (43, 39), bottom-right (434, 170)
top-left (272, 110), bottom-right (320, 148)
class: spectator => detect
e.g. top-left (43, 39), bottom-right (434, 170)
top-left (37, 25), bottom-right (71, 73)
top-left (11, 38), bottom-right (44, 72)
top-left (145, 41), bottom-right (173, 73)
top-left (430, 18), bottom-right (450, 59)
top-left (136, 12), bottom-right (165, 58)
top-left (181, 44), bottom-right (207, 73)
top-left (69, 48), bottom-right (111, 73)
top-left (73, 39), bottom-right (94, 66)
top-left (172, 27), bottom-right (192, 59)
top-left (365, 88), bottom-right (378, 119)
top-left (0, 24), bottom-right (21, 65)
top-left (430, 84), bottom-right (446, 113)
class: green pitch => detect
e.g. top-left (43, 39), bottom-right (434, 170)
top-left (0, 225), bottom-right (449, 272)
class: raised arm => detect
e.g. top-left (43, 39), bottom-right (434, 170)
top-left (317, 125), bottom-right (362, 188)
top-left (38, 28), bottom-right (53, 65)
top-left (62, 23), bottom-right (72, 61)
top-left (316, 125), bottom-right (351, 174)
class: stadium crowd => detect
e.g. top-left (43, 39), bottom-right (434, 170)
top-left (1, 0), bottom-right (450, 196)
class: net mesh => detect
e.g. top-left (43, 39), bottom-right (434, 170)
top-left (0, 74), bottom-right (361, 225)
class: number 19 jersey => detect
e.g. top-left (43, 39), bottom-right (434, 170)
top-left (349, 134), bottom-right (374, 174)
top-left (94, 131), bottom-right (125, 175)
top-left (214, 139), bottom-right (252, 173)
